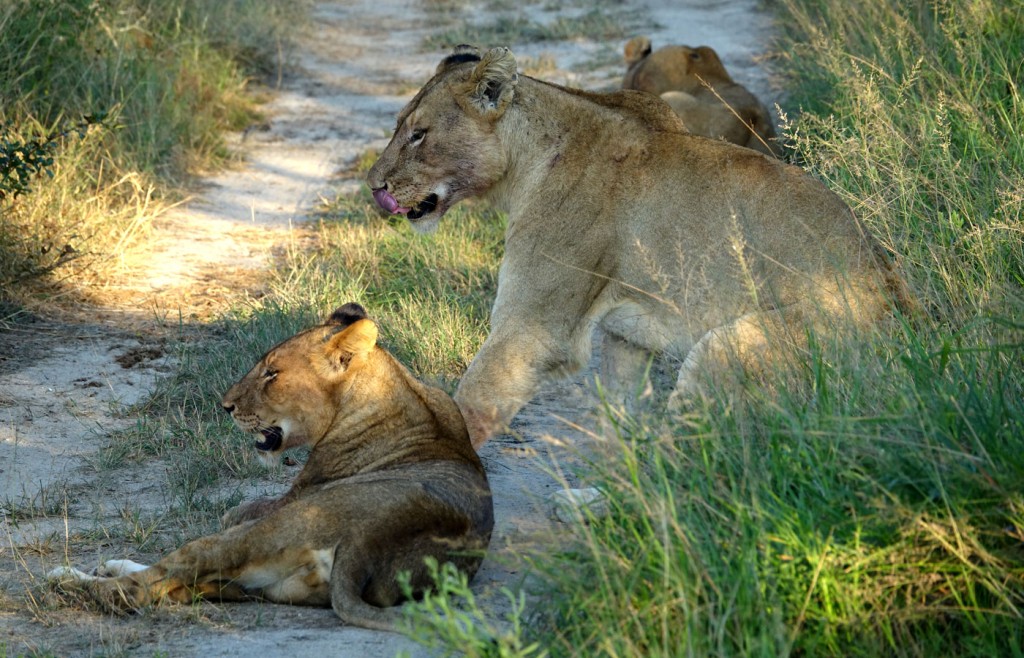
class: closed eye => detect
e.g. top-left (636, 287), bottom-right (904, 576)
top-left (261, 368), bottom-right (277, 380)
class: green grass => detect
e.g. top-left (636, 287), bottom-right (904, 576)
top-left (398, 559), bottom-right (546, 658)
top-left (0, 0), bottom-right (310, 526)
top-left (777, 0), bottom-right (1024, 323)
top-left (0, 0), bottom-right (308, 312)
top-left (304, 189), bottom-right (503, 388)
top-left (523, 340), bottom-right (1023, 655)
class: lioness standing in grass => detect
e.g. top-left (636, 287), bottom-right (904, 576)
top-left (368, 46), bottom-right (910, 448)
top-left (50, 303), bottom-right (493, 631)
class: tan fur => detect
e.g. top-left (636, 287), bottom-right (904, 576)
top-left (49, 304), bottom-right (492, 631)
top-left (622, 36), bottom-right (780, 156)
top-left (367, 46), bottom-right (911, 448)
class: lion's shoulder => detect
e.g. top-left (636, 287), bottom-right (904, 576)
top-left (561, 85), bottom-right (687, 133)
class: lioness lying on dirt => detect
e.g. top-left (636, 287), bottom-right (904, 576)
top-left (367, 45), bottom-right (910, 448)
top-left (49, 303), bottom-right (493, 631)
top-left (622, 36), bottom-right (780, 156)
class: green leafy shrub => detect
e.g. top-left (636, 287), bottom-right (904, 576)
top-left (398, 558), bottom-right (547, 658)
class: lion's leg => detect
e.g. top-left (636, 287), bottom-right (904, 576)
top-left (51, 530), bottom-right (258, 610)
top-left (134, 531), bottom-right (263, 604)
top-left (669, 308), bottom-right (802, 405)
top-left (455, 327), bottom-right (583, 447)
top-left (48, 564), bottom-right (164, 611)
top-left (598, 332), bottom-right (654, 416)
top-left (220, 496), bottom-right (282, 529)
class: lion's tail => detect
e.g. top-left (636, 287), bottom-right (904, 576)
top-left (872, 241), bottom-right (921, 319)
top-left (331, 588), bottom-right (404, 632)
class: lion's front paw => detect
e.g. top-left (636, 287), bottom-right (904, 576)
top-left (90, 578), bottom-right (146, 614)
top-left (456, 402), bottom-right (503, 449)
top-left (99, 559), bottom-right (149, 577)
top-left (47, 565), bottom-right (95, 583)
top-left (47, 565), bottom-right (141, 613)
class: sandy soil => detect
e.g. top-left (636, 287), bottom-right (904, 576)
top-left (0, 1), bottom-right (776, 655)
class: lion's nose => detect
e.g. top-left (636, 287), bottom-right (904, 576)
top-left (221, 402), bottom-right (235, 414)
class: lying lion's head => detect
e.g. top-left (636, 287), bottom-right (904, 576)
top-left (220, 303), bottom-right (378, 466)
top-left (366, 45), bottom-right (519, 231)
top-left (623, 36), bottom-right (780, 156)
top-left (622, 36), bottom-right (733, 96)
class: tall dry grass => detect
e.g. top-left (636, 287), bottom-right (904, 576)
top-left (0, 0), bottom-right (307, 316)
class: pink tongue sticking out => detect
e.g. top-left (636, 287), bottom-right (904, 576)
top-left (372, 188), bottom-right (410, 215)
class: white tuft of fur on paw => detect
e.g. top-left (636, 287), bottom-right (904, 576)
top-left (99, 559), bottom-right (149, 576)
top-left (46, 566), bottom-right (97, 582)
top-left (551, 487), bottom-right (608, 523)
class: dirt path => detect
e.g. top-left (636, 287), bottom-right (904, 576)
top-left (0, 1), bottom-right (776, 655)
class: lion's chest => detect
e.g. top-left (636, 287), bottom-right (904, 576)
top-left (235, 547), bottom-right (334, 605)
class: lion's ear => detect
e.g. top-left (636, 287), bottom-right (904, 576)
top-left (694, 46), bottom-right (732, 81)
top-left (326, 302), bottom-right (368, 328)
top-left (436, 44), bottom-right (482, 74)
top-left (624, 36), bottom-right (652, 65)
top-left (463, 47), bottom-right (518, 116)
top-left (326, 318), bottom-right (378, 365)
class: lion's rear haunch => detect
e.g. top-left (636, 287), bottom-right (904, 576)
top-left (50, 304), bottom-right (493, 632)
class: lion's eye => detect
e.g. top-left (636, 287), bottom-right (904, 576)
top-left (409, 128), bottom-right (426, 144)
top-left (261, 368), bottom-right (277, 380)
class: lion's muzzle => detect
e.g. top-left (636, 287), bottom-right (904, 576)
top-left (255, 426), bottom-right (283, 452)
top-left (407, 194), bottom-right (439, 221)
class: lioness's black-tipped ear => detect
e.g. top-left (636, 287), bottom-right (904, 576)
top-left (326, 303), bottom-right (368, 328)
top-left (462, 47), bottom-right (518, 116)
top-left (694, 45), bottom-right (732, 81)
top-left (693, 46), bottom-right (716, 63)
top-left (436, 44), bottom-right (481, 74)
top-left (325, 318), bottom-right (378, 367)
top-left (624, 36), bottom-right (652, 64)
